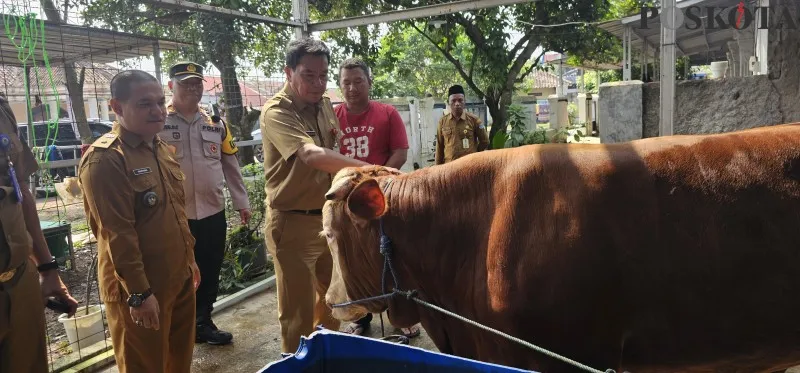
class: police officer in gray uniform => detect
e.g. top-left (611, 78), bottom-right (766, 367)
top-left (163, 62), bottom-right (251, 345)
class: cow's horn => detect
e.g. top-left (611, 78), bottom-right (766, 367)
top-left (326, 176), bottom-right (353, 200)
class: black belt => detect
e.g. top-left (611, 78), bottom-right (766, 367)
top-left (289, 209), bottom-right (322, 215)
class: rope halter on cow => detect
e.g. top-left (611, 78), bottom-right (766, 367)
top-left (330, 178), bottom-right (617, 373)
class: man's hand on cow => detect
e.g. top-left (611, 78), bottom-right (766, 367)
top-left (239, 208), bottom-right (251, 225)
top-left (378, 166), bottom-right (403, 174)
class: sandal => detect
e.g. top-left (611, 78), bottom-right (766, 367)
top-left (343, 314), bottom-right (372, 336)
top-left (380, 334), bottom-right (410, 345)
top-left (397, 324), bottom-right (421, 339)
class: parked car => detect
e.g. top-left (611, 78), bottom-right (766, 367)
top-left (16, 119), bottom-right (114, 179)
top-left (17, 119), bottom-right (114, 147)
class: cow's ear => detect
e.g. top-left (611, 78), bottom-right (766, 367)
top-left (347, 178), bottom-right (386, 220)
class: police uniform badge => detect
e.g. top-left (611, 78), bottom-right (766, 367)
top-left (143, 191), bottom-right (158, 207)
top-left (187, 64), bottom-right (196, 73)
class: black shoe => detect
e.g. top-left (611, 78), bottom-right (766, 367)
top-left (195, 322), bottom-right (233, 345)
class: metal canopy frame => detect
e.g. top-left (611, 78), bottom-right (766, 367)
top-left (0, 14), bottom-right (190, 194)
top-left (133, 0), bottom-right (539, 37)
top-left (0, 14), bottom-right (191, 66)
top-left (597, 0), bottom-right (741, 67)
top-left (597, 0), bottom-right (754, 136)
top-left (307, 0), bottom-right (539, 32)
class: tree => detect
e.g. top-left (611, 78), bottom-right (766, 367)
top-left (369, 27), bottom-right (475, 99)
top-left (313, 0), bottom-right (612, 147)
top-left (78, 0), bottom-right (292, 164)
top-left (40, 0), bottom-right (93, 144)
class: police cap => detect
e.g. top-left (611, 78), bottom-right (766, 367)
top-left (169, 61), bottom-right (204, 81)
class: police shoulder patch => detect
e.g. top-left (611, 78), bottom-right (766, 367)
top-left (92, 133), bottom-right (118, 149)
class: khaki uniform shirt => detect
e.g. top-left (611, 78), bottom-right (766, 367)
top-left (161, 104), bottom-right (250, 220)
top-left (260, 83), bottom-right (338, 211)
top-left (435, 111), bottom-right (490, 164)
top-left (79, 125), bottom-right (196, 301)
top-left (0, 97), bottom-right (37, 274)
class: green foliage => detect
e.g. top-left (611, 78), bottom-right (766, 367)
top-left (504, 104), bottom-right (528, 148)
top-left (368, 27), bottom-right (473, 99)
top-left (566, 0), bottom-right (655, 67)
top-left (500, 104), bottom-right (586, 148)
top-left (582, 70), bottom-right (618, 93)
top-left (524, 129), bottom-right (551, 144)
top-left (219, 163), bottom-right (271, 294)
top-left (240, 162), bottom-right (262, 177)
top-left (492, 130), bottom-right (507, 149)
top-left (219, 225), bottom-right (270, 294)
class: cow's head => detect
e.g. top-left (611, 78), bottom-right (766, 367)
top-left (322, 166), bottom-right (403, 322)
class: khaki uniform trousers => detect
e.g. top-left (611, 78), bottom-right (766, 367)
top-left (0, 259), bottom-right (48, 373)
top-left (265, 208), bottom-right (341, 353)
top-left (105, 274), bottom-right (195, 373)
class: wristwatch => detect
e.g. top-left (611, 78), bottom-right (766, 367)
top-left (37, 257), bottom-right (59, 273)
top-left (127, 289), bottom-right (153, 308)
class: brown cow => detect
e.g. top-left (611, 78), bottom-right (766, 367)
top-left (322, 123), bottom-right (800, 373)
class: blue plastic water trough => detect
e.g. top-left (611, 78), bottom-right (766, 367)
top-left (258, 328), bottom-right (536, 373)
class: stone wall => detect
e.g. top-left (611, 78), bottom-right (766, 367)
top-left (639, 0), bottom-right (800, 138)
top-left (642, 76), bottom-right (786, 137)
top-left (598, 80), bottom-right (642, 143)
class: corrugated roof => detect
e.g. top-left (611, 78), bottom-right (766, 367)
top-left (0, 61), bottom-right (118, 99)
top-left (528, 70), bottom-right (570, 89)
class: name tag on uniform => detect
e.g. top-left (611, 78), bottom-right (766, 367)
top-left (202, 125), bottom-right (222, 133)
top-left (133, 167), bottom-right (152, 176)
top-left (462, 138), bottom-right (470, 149)
top-left (305, 130), bottom-right (316, 137)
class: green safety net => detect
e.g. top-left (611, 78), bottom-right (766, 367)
top-left (3, 3), bottom-right (66, 219)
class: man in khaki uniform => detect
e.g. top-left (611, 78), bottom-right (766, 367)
top-left (80, 70), bottom-right (200, 373)
top-left (0, 95), bottom-right (78, 372)
top-left (435, 84), bottom-right (489, 165)
top-left (163, 62), bottom-right (250, 345)
top-left (260, 37), bottom-right (370, 355)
